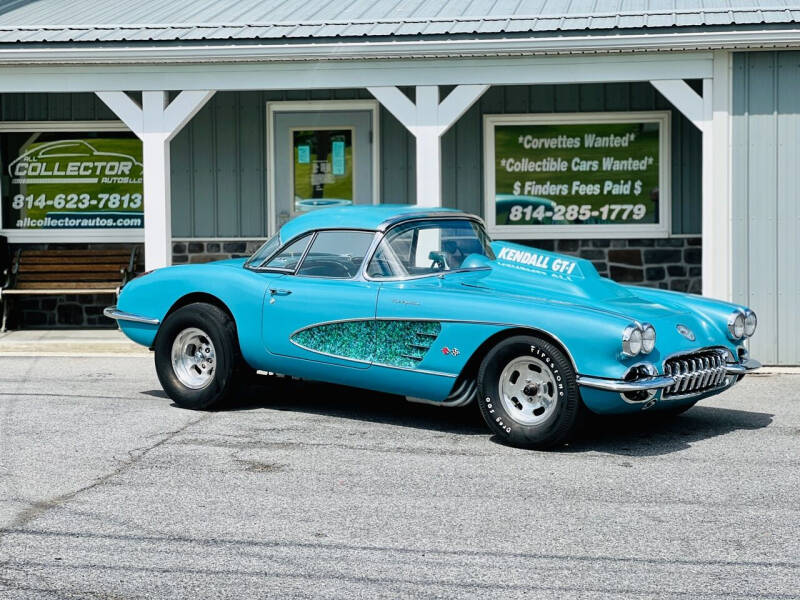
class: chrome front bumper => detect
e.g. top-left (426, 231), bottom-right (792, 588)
top-left (577, 358), bottom-right (761, 393)
top-left (103, 306), bottom-right (160, 326)
top-left (724, 358), bottom-right (762, 375)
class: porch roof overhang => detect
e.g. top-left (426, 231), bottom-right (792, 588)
top-left (0, 25), bottom-right (797, 68)
top-left (0, 0), bottom-right (795, 93)
top-left (0, 23), bottom-right (798, 93)
top-left (0, 22), bottom-right (799, 63)
top-left (0, 49), bottom-right (717, 93)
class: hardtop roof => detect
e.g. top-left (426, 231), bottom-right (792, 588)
top-left (278, 204), bottom-right (465, 240)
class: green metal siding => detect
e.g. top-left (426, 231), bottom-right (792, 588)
top-left (0, 83), bottom-right (701, 238)
top-left (171, 89), bottom-right (376, 238)
top-left (0, 92), bottom-right (116, 120)
top-left (732, 51), bottom-right (800, 365)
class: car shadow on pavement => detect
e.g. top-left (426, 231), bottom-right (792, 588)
top-left (563, 406), bottom-right (774, 456)
top-left (211, 376), bottom-right (488, 436)
top-left (145, 377), bottom-right (774, 451)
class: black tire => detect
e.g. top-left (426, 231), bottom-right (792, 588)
top-left (477, 335), bottom-right (583, 449)
top-left (154, 302), bottom-right (245, 410)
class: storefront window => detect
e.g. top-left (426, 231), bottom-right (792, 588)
top-left (0, 126), bottom-right (143, 235)
top-left (292, 128), bottom-right (353, 214)
top-left (484, 112), bottom-right (670, 239)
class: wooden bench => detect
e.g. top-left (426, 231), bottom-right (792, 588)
top-left (0, 247), bottom-right (139, 331)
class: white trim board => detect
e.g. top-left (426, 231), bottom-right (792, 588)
top-left (483, 111), bottom-right (672, 240)
top-left (266, 100), bottom-right (380, 237)
top-left (0, 53), bottom-right (714, 93)
top-left (0, 120), bottom-right (145, 243)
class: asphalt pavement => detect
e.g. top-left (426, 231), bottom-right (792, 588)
top-left (0, 356), bottom-right (798, 599)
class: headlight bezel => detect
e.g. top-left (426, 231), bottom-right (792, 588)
top-left (622, 324), bottom-right (644, 357)
top-left (727, 310), bottom-right (746, 340)
top-left (641, 323), bottom-right (656, 354)
top-left (744, 309), bottom-right (757, 337)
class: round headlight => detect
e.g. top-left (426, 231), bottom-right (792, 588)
top-left (622, 325), bottom-right (643, 357)
top-left (641, 323), bottom-right (656, 354)
top-left (744, 310), bottom-right (757, 337)
top-left (728, 311), bottom-right (745, 339)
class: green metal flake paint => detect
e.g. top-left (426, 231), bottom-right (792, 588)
top-left (291, 319), bottom-right (442, 368)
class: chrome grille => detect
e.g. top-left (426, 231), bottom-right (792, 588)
top-left (663, 349), bottom-right (729, 398)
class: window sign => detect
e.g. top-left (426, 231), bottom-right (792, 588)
top-left (0, 129), bottom-right (143, 231)
top-left (484, 112), bottom-right (670, 238)
top-left (332, 140), bottom-right (345, 175)
top-left (292, 128), bottom-right (353, 213)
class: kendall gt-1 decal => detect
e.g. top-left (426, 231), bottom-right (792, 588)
top-left (495, 245), bottom-right (581, 277)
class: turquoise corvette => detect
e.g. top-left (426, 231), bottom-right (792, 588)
top-left (106, 206), bottom-right (760, 449)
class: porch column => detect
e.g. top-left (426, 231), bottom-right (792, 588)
top-left (368, 85), bottom-right (488, 206)
top-left (96, 90), bottom-right (215, 270)
top-left (651, 59), bottom-right (729, 300)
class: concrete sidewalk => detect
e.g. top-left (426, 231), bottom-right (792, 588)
top-left (0, 329), bottom-right (150, 356)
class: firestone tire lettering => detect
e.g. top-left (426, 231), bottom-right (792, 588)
top-left (477, 334), bottom-right (584, 449)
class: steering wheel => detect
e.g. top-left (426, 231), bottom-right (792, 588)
top-left (299, 259), bottom-right (353, 278)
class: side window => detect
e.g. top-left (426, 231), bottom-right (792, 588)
top-left (263, 234), bottom-right (312, 271)
top-left (367, 220), bottom-right (494, 279)
top-left (245, 233), bottom-right (281, 269)
top-left (296, 231), bottom-right (375, 279)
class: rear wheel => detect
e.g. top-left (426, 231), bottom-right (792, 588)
top-left (154, 303), bottom-right (245, 410)
top-left (477, 335), bottom-right (583, 449)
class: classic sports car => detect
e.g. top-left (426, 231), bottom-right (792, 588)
top-left (106, 206), bottom-right (760, 448)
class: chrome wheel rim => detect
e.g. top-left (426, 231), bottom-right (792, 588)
top-left (498, 356), bottom-right (558, 425)
top-left (170, 327), bottom-right (216, 389)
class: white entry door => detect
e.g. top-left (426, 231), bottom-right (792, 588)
top-left (269, 103), bottom-right (377, 234)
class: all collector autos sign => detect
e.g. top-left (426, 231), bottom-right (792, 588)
top-left (1, 133), bottom-right (144, 230)
top-left (487, 113), bottom-right (668, 232)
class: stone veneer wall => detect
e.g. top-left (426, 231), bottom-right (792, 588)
top-left (173, 237), bottom-right (702, 293)
top-left (4, 243), bottom-right (144, 328)
top-left (1, 236), bottom-right (701, 329)
top-left (519, 237), bottom-right (702, 293)
top-left (171, 240), bottom-right (263, 264)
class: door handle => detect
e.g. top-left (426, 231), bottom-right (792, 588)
top-left (269, 288), bottom-right (292, 296)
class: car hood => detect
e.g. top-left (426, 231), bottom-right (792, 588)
top-left (455, 242), bottom-right (726, 348)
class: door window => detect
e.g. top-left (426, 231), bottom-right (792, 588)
top-left (296, 231), bottom-right (375, 279)
top-left (292, 129), bottom-right (354, 214)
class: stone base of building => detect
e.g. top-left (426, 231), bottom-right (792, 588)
top-left (7, 293), bottom-right (117, 328)
top-left (520, 237), bottom-right (702, 293)
top-left (171, 240), bottom-right (263, 264)
top-left (175, 237), bottom-right (703, 293)
top-left (1, 236), bottom-right (701, 328)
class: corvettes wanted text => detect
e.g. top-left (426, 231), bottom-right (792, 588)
top-left (106, 206), bottom-right (760, 448)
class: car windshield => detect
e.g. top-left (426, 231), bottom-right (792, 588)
top-left (244, 233), bottom-right (281, 269)
top-left (366, 219), bottom-right (494, 279)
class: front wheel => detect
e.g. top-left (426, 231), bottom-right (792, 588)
top-left (477, 335), bottom-right (584, 449)
top-left (154, 302), bottom-right (244, 410)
